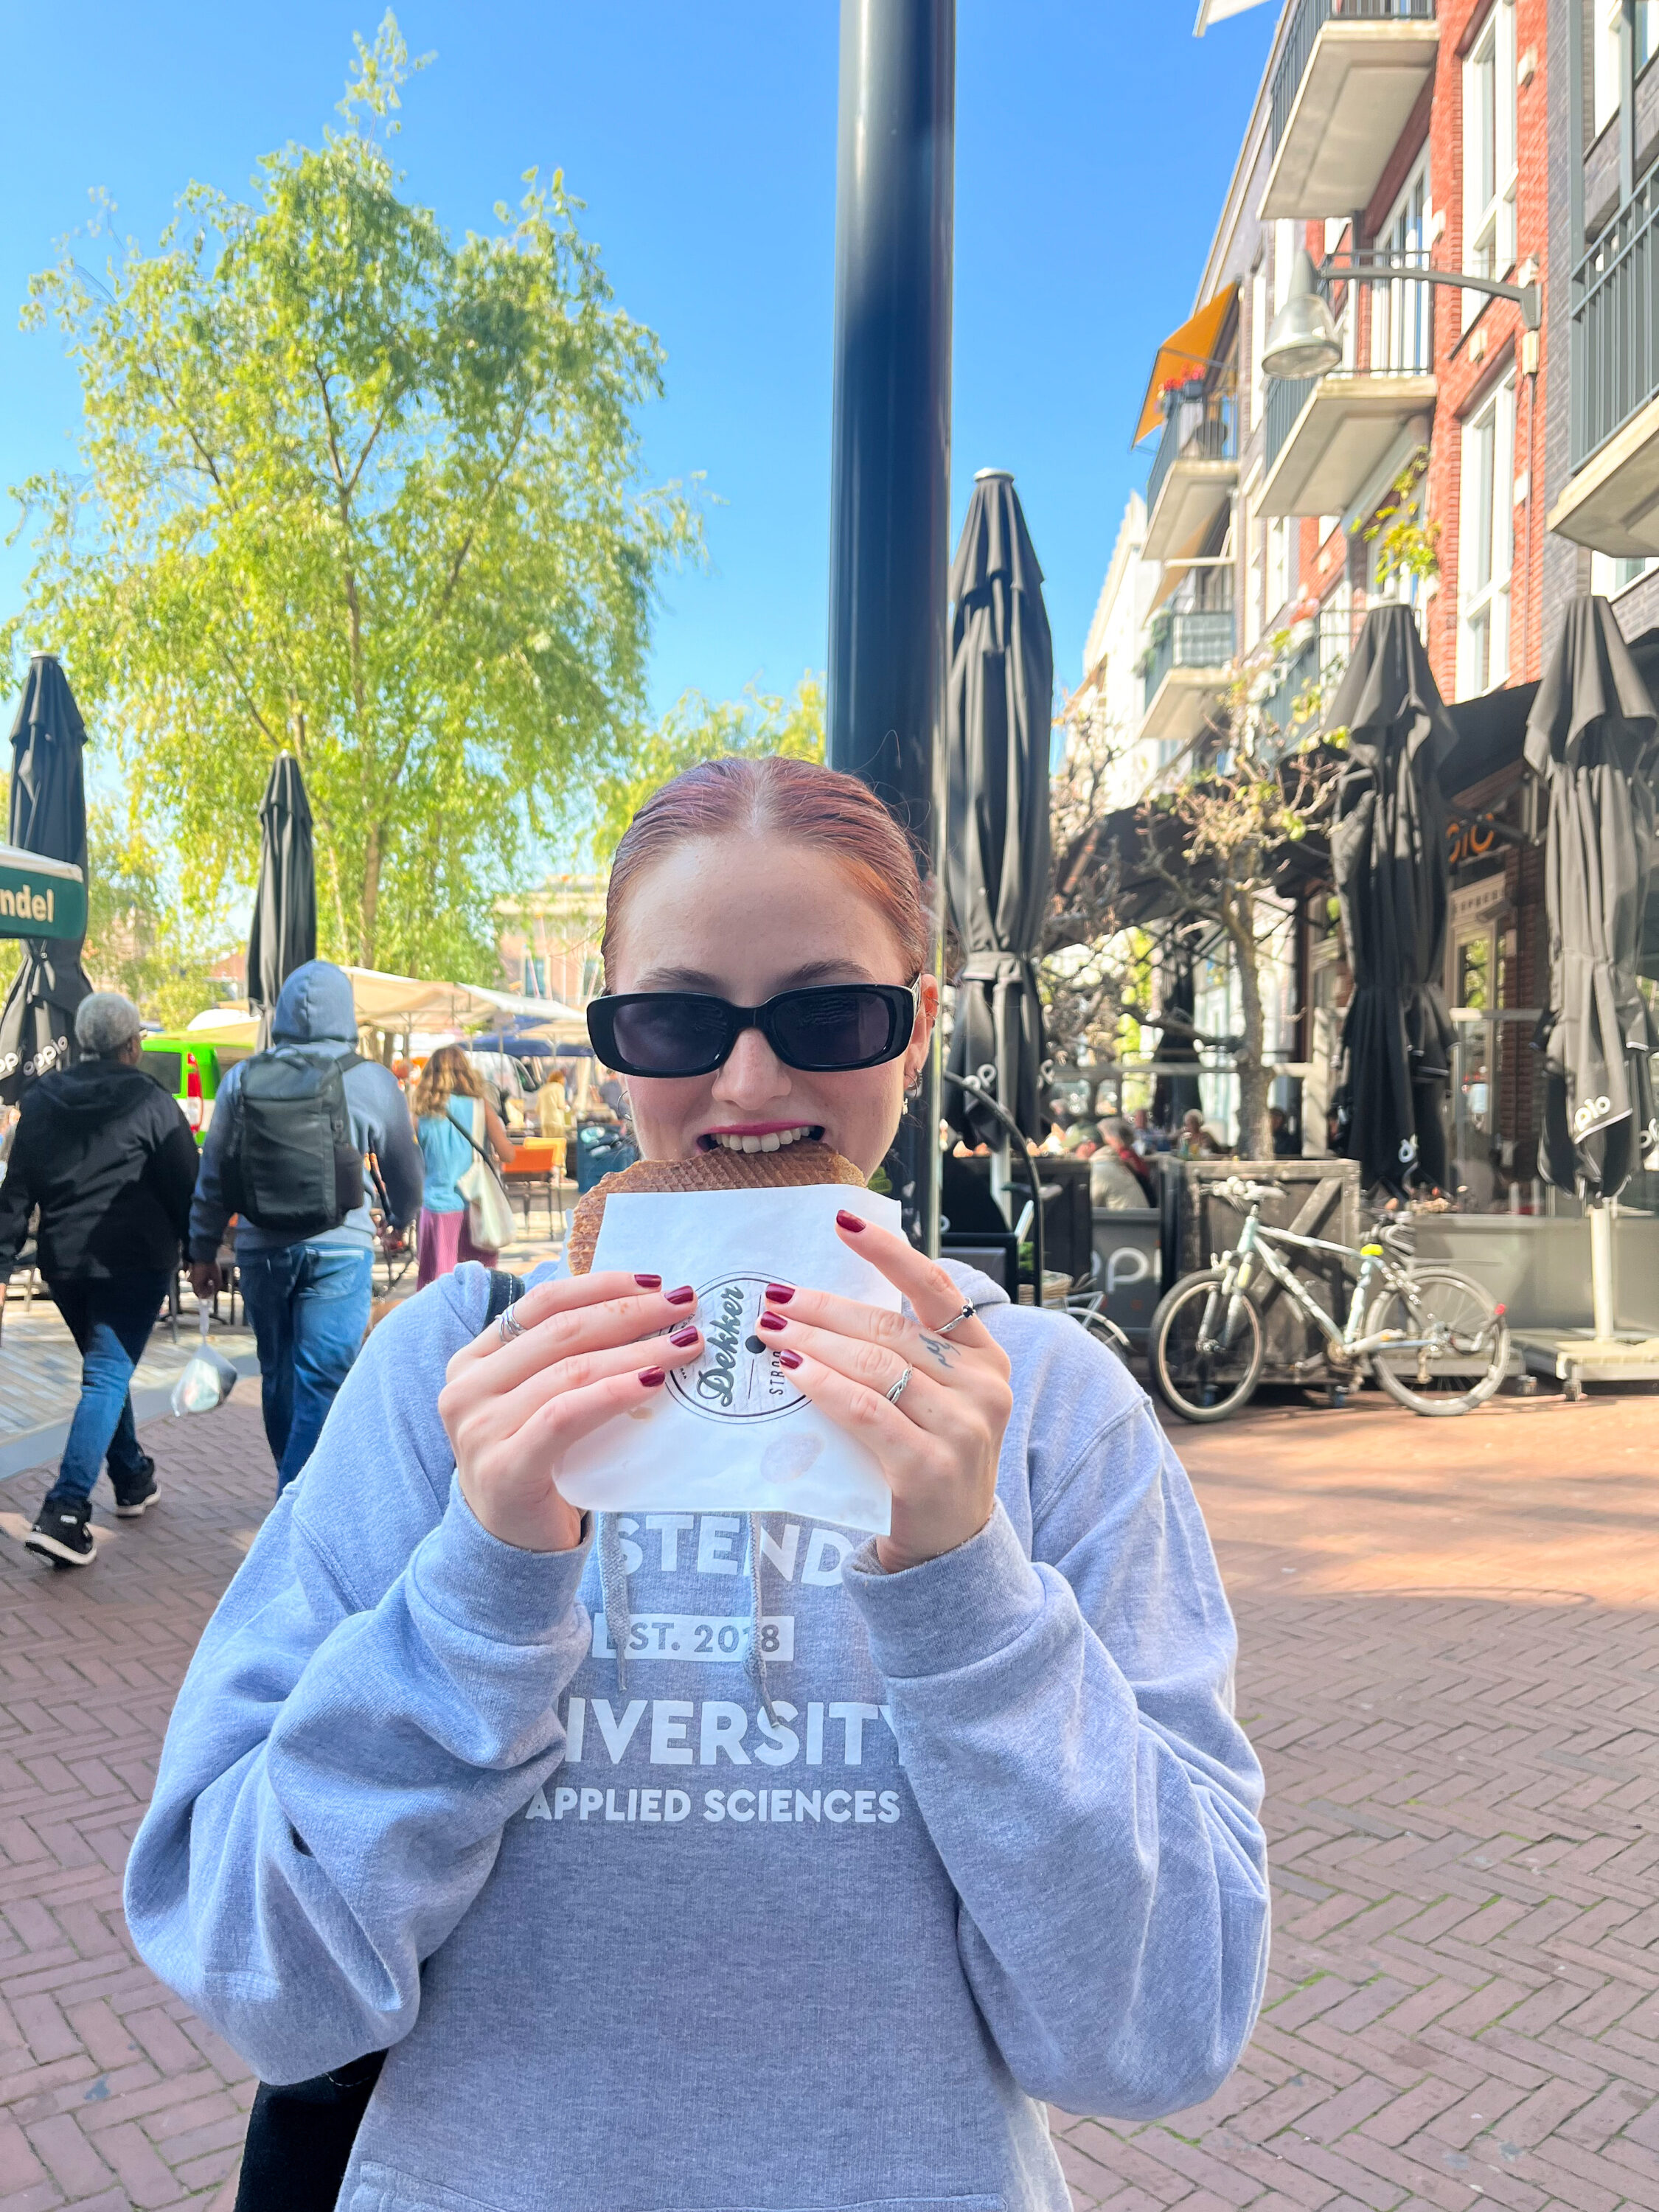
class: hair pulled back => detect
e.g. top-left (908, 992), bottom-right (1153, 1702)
top-left (602, 755), bottom-right (933, 983)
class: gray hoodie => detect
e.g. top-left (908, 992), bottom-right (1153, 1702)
top-left (125, 1259), bottom-right (1269, 2211)
top-left (189, 960), bottom-right (423, 1259)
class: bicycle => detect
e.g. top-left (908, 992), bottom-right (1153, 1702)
top-left (1147, 1176), bottom-right (1509, 1423)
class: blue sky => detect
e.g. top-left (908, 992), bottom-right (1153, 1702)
top-left (0, 1), bottom-right (1277, 725)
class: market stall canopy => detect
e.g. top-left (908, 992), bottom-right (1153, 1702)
top-left (1525, 594), bottom-right (1659, 1200)
top-left (185, 967), bottom-right (587, 1048)
top-left (0, 846), bottom-right (84, 941)
top-left (1133, 283), bottom-right (1239, 447)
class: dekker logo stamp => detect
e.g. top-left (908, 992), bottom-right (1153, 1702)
top-left (669, 1273), bottom-right (804, 1425)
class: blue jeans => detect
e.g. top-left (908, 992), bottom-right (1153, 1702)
top-left (48, 1273), bottom-right (172, 1509)
top-left (238, 1245), bottom-right (374, 1492)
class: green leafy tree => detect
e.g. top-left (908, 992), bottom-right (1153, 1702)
top-left (80, 801), bottom-right (225, 1032)
top-left (4, 14), bottom-right (699, 980)
top-left (591, 674), bottom-right (824, 865)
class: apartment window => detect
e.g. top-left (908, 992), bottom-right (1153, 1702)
top-left (1596, 1), bottom-right (1658, 136)
top-left (522, 954), bottom-right (548, 998)
top-left (1464, 0), bottom-right (1517, 311)
top-left (1374, 159), bottom-right (1431, 373)
top-left (1590, 549), bottom-right (1658, 595)
top-left (1458, 372), bottom-right (1516, 696)
top-left (1251, 262), bottom-right (1267, 430)
top-left (1266, 515), bottom-right (1290, 619)
top-left (1273, 219), bottom-right (1295, 316)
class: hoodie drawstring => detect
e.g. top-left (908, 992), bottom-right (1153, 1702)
top-left (597, 1514), bottom-right (633, 1696)
top-left (746, 1512), bottom-right (778, 1726)
top-left (597, 1509), bottom-right (776, 1727)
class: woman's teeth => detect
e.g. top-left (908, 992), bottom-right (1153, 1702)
top-left (709, 1127), bottom-right (817, 1152)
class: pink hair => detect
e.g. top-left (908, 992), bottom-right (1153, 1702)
top-left (602, 756), bottom-right (933, 981)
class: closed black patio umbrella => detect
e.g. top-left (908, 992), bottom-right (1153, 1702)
top-left (1326, 604), bottom-right (1457, 1195)
top-left (1525, 594), bottom-right (1659, 1203)
top-left (247, 751), bottom-right (316, 1048)
top-left (0, 655), bottom-right (92, 1106)
top-left (944, 471), bottom-right (1054, 1160)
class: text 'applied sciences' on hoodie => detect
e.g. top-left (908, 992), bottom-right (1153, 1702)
top-left (124, 1258), bottom-right (1270, 2212)
top-left (187, 959), bottom-right (423, 1261)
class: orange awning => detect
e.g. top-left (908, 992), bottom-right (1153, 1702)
top-left (1133, 282), bottom-right (1239, 447)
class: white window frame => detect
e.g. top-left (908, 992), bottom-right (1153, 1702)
top-left (1458, 371), bottom-right (1516, 698)
top-left (1464, 0), bottom-right (1517, 319)
top-left (1374, 155), bottom-right (1432, 374)
top-left (1590, 549), bottom-right (1657, 597)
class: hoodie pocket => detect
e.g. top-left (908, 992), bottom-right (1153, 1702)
top-left (349, 2168), bottom-right (1004, 2212)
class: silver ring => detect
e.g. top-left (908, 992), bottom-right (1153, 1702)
top-left (497, 1303), bottom-right (525, 1344)
top-left (935, 1298), bottom-right (978, 1338)
top-left (886, 1365), bottom-right (913, 1406)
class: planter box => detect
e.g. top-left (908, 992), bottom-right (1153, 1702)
top-left (1161, 1156), bottom-right (1362, 1380)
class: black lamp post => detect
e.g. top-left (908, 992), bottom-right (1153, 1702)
top-left (827, 0), bottom-right (956, 1255)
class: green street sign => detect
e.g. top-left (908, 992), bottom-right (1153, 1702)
top-left (0, 844), bottom-right (86, 940)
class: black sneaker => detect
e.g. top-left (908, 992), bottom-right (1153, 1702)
top-left (24, 1500), bottom-right (97, 1568)
top-left (112, 1457), bottom-right (159, 1518)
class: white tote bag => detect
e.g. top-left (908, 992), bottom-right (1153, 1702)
top-left (453, 1098), bottom-right (516, 1252)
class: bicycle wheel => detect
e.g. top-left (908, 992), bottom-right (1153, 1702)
top-left (1366, 1267), bottom-right (1509, 1416)
top-left (1071, 1305), bottom-right (1132, 1366)
top-left (1149, 1270), bottom-right (1265, 1424)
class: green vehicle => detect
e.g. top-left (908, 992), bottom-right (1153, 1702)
top-left (139, 1036), bottom-right (250, 1144)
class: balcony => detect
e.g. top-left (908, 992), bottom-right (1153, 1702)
top-left (1259, 607), bottom-right (1361, 742)
top-left (1550, 171), bottom-right (1659, 555)
top-left (1259, 365), bottom-right (1436, 518)
top-left (1144, 391), bottom-right (1239, 566)
top-left (1141, 601), bottom-right (1236, 756)
top-left (1261, 0), bottom-right (1439, 221)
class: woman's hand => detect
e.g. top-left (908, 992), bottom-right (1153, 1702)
top-left (759, 1217), bottom-right (1013, 1573)
top-left (438, 1272), bottom-right (701, 1554)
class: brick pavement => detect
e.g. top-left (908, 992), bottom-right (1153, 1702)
top-left (0, 1382), bottom-right (1654, 2210)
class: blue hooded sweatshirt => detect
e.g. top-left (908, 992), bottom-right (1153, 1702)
top-left (125, 1259), bottom-right (1269, 2212)
top-left (189, 960), bottom-right (424, 1259)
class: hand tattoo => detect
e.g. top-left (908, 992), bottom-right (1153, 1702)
top-left (919, 1332), bottom-right (959, 1368)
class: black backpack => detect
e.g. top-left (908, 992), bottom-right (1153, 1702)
top-left (234, 1270), bottom-right (525, 2212)
top-left (221, 1046), bottom-right (366, 1237)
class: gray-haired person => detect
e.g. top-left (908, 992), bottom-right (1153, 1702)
top-left (0, 992), bottom-right (200, 1566)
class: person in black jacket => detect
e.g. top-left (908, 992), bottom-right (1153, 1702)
top-left (0, 992), bottom-right (199, 1567)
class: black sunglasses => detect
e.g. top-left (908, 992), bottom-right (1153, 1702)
top-left (587, 981), bottom-right (919, 1079)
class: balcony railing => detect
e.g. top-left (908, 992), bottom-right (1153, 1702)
top-left (1269, 0), bottom-right (1436, 159)
top-left (1144, 602), bottom-right (1237, 713)
top-left (1147, 390), bottom-right (1238, 521)
top-left (1265, 371), bottom-right (1318, 476)
top-left (1259, 608), bottom-right (1361, 741)
top-left (1571, 167), bottom-right (1659, 470)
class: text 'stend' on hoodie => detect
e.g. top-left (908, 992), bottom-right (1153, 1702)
top-left (125, 1250), bottom-right (1270, 2212)
top-left (187, 958), bottom-right (424, 1260)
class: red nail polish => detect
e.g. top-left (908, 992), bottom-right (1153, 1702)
top-left (665, 1284), bottom-right (696, 1305)
top-left (633, 1273), bottom-right (663, 1289)
top-left (758, 1312), bottom-right (787, 1333)
top-left (765, 1283), bottom-right (794, 1303)
top-left (777, 1348), bottom-right (803, 1370)
top-left (639, 1367), bottom-right (666, 1388)
top-left (835, 1209), bottom-right (866, 1233)
top-left (669, 1325), bottom-right (700, 1348)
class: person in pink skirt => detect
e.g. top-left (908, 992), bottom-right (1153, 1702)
top-left (411, 1046), bottom-right (515, 1287)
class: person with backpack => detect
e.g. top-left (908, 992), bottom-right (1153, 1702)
top-left (0, 992), bottom-right (199, 1566)
top-left (188, 960), bottom-right (422, 1492)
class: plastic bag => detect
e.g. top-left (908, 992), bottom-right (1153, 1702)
top-left (171, 1303), bottom-right (240, 1416)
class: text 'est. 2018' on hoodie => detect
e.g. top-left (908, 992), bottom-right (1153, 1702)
top-left (125, 1258), bottom-right (1270, 2212)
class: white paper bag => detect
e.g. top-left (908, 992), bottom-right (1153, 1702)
top-left (557, 1181), bottom-right (902, 1532)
